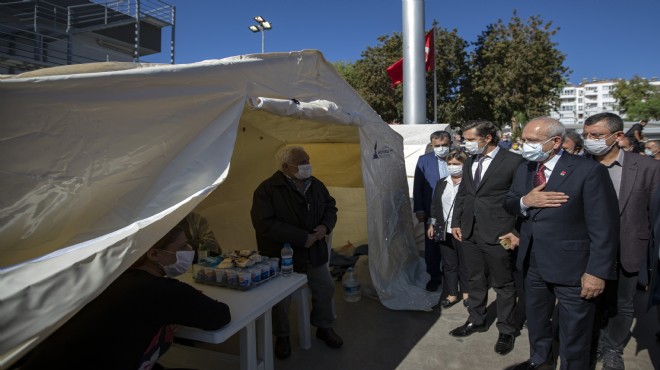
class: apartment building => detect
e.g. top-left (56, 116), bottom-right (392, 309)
top-left (551, 78), bottom-right (660, 126)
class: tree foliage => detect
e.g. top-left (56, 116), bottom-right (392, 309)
top-left (613, 76), bottom-right (660, 120)
top-left (333, 26), bottom-right (469, 124)
top-left (333, 11), bottom-right (569, 128)
top-left (465, 11), bottom-right (570, 126)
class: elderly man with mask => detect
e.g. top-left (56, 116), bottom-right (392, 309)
top-left (504, 117), bottom-right (619, 370)
top-left (251, 146), bottom-right (341, 360)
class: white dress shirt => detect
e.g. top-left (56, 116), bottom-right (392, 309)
top-left (520, 150), bottom-right (564, 212)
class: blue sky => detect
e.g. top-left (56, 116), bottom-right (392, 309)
top-left (147, 0), bottom-right (659, 84)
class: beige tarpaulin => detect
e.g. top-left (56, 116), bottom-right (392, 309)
top-left (0, 50), bottom-right (440, 365)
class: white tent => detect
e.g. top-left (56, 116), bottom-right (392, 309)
top-left (0, 50), bottom-right (440, 364)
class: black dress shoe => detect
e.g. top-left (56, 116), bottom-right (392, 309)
top-left (425, 280), bottom-right (440, 292)
top-left (463, 299), bottom-right (469, 308)
top-left (274, 336), bottom-right (291, 359)
top-left (505, 359), bottom-right (555, 370)
top-left (316, 327), bottom-right (343, 348)
top-left (494, 333), bottom-right (515, 355)
top-left (440, 298), bottom-right (459, 309)
top-left (449, 320), bottom-right (488, 337)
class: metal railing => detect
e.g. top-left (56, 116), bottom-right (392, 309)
top-left (0, 0), bottom-right (175, 72)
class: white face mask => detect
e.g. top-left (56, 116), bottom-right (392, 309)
top-left (433, 146), bottom-right (450, 158)
top-left (464, 140), bottom-right (485, 155)
top-left (645, 148), bottom-right (657, 156)
top-left (521, 137), bottom-right (555, 162)
top-left (447, 164), bottom-right (463, 176)
top-left (161, 250), bottom-right (195, 277)
top-left (583, 134), bottom-right (616, 156)
top-left (293, 164), bottom-right (312, 179)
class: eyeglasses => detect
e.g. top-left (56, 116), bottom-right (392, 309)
top-left (581, 132), bottom-right (617, 140)
top-left (520, 136), bottom-right (556, 145)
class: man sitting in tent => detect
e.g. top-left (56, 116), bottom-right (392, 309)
top-left (251, 146), bottom-right (342, 359)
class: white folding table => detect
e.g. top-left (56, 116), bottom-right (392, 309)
top-left (172, 272), bottom-right (310, 370)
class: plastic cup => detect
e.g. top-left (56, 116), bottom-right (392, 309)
top-left (238, 270), bottom-right (252, 288)
top-left (250, 266), bottom-right (262, 283)
top-left (215, 268), bottom-right (227, 284)
top-left (225, 269), bottom-right (238, 287)
top-left (260, 262), bottom-right (271, 279)
top-left (269, 258), bottom-right (280, 275)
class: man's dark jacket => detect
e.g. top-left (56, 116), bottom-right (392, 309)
top-left (251, 171), bottom-right (337, 272)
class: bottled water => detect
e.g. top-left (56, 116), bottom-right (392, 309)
top-left (342, 267), bottom-right (362, 302)
top-left (281, 243), bottom-right (293, 277)
top-left (197, 241), bottom-right (208, 262)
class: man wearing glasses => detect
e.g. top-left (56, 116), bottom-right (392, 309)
top-left (582, 113), bottom-right (660, 370)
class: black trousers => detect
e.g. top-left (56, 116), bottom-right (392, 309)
top-left (526, 250), bottom-right (596, 370)
top-left (439, 234), bottom-right (469, 296)
top-left (463, 228), bottom-right (517, 335)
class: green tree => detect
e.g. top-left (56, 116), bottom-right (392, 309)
top-left (333, 26), bottom-right (469, 125)
top-left (613, 76), bottom-right (660, 120)
top-left (465, 11), bottom-right (570, 126)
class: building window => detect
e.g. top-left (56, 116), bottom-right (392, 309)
top-left (578, 98), bottom-right (583, 103)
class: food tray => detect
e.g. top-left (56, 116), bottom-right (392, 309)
top-left (192, 263), bottom-right (279, 291)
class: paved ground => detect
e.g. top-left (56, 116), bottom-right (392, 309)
top-left (277, 282), bottom-right (658, 370)
top-left (175, 280), bottom-right (658, 370)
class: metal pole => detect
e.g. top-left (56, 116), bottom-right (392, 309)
top-left (170, 5), bottom-right (176, 64)
top-left (261, 27), bottom-right (265, 53)
top-left (433, 25), bottom-right (437, 123)
top-left (402, 0), bottom-right (426, 125)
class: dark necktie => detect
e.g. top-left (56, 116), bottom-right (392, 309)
top-left (534, 164), bottom-right (546, 187)
top-left (473, 155), bottom-right (487, 188)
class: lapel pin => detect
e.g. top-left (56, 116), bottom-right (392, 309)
top-left (560, 171), bottom-right (566, 176)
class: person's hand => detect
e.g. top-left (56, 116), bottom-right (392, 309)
top-left (415, 211), bottom-right (426, 223)
top-left (427, 225), bottom-right (435, 240)
top-left (312, 224), bottom-right (328, 241)
top-left (522, 183), bottom-right (569, 208)
top-left (580, 273), bottom-right (605, 299)
top-left (304, 234), bottom-right (316, 248)
top-left (498, 232), bottom-right (519, 250)
top-left (451, 227), bottom-right (462, 241)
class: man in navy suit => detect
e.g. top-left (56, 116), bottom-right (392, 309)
top-left (449, 120), bottom-right (525, 356)
top-left (581, 113), bottom-right (660, 370)
top-left (504, 117), bottom-right (619, 370)
top-left (413, 130), bottom-right (451, 292)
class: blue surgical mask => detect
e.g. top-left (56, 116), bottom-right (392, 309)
top-left (161, 250), bottom-right (195, 277)
top-left (293, 164), bottom-right (312, 179)
top-left (433, 146), bottom-right (450, 158)
top-left (447, 164), bottom-right (463, 176)
top-left (464, 140), bottom-right (485, 155)
top-left (521, 137), bottom-right (555, 162)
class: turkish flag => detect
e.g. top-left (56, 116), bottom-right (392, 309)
top-left (386, 29), bottom-right (434, 88)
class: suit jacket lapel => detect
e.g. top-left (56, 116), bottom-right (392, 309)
top-left (476, 150), bottom-right (506, 191)
top-left (618, 151), bottom-right (637, 214)
top-left (545, 154), bottom-right (573, 192)
top-left (465, 156), bottom-right (476, 192)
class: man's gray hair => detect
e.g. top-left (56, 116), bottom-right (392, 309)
top-left (276, 146), bottom-right (305, 171)
top-left (528, 117), bottom-right (566, 141)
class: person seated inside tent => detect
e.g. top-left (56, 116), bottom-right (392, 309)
top-left (177, 211), bottom-right (222, 262)
top-left (20, 226), bottom-right (231, 370)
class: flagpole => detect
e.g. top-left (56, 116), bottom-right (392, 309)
top-left (433, 25), bottom-right (437, 124)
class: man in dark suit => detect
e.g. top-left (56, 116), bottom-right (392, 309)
top-left (414, 130), bottom-right (451, 292)
top-left (449, 120), bottom-right (525, 355)
top-left (504, 117), bottom-right (619, 370)
top-left (581, 113), bottom-right (660, 370)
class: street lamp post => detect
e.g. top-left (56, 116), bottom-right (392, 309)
top-left (248, 16), bottom-right (272, 53)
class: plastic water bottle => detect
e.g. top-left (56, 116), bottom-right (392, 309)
top-left (281, 243), bottom-right (293, 277)
top-left (342, 267), bottom-right (361, 302)
top-left (197, 241), bottom-right (208, 262)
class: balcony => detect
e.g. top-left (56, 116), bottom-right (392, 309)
top-left (0, 0), bottom-right (175, 73)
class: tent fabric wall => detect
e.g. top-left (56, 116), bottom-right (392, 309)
top-left (0, 51), bottom-right (439, 363)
